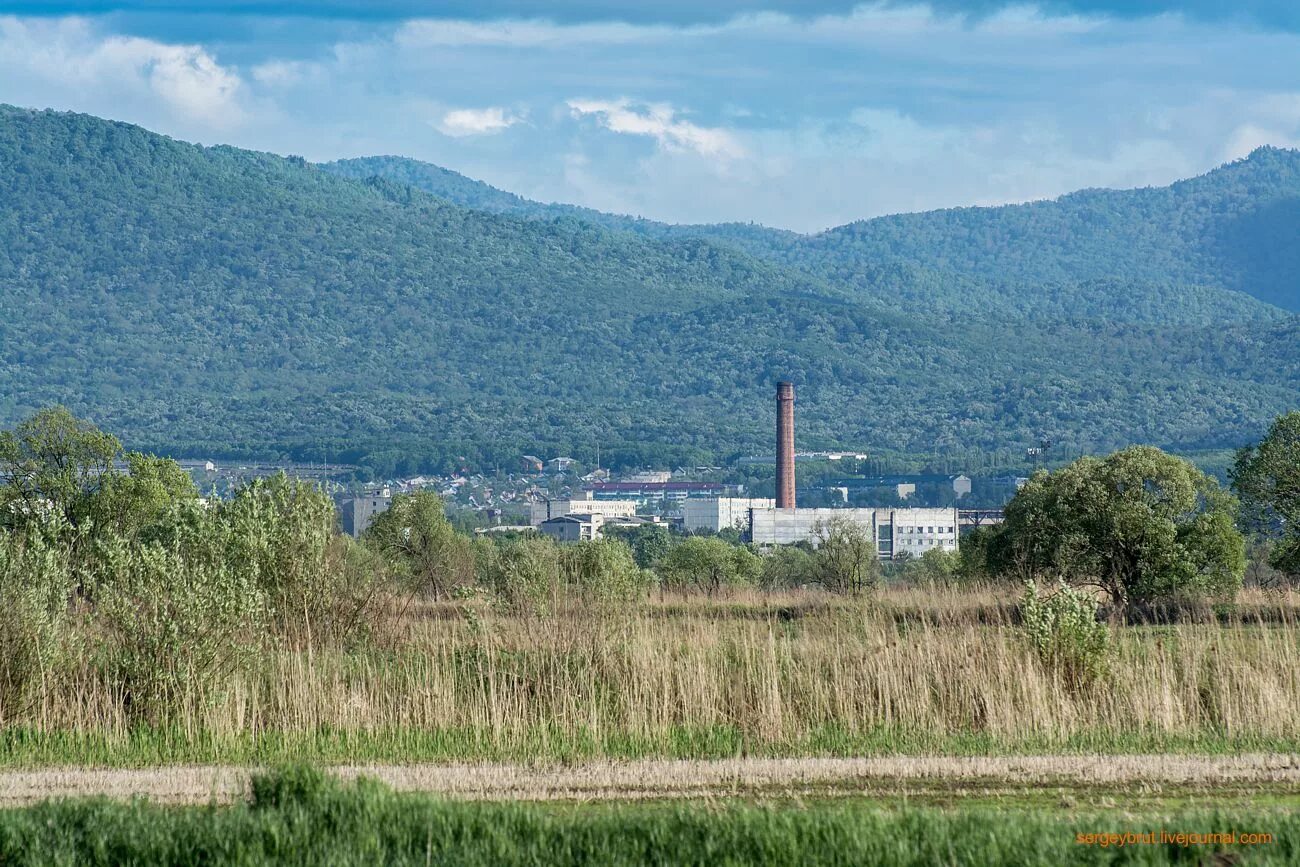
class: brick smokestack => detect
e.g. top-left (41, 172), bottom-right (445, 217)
top-left (776, 381), bottom-right (796, 509)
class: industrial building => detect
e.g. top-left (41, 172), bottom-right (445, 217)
top-left (748, 382), bottom-right (959, 558)
top-left (586, 480), bottom-right (728, 504)
top-left (747, 506), bottom-right (959, 557)
top-left (538, 513), bottom-right (604, 542)
top-left (682, 497), bottom-right (777, 533)
top-left (338, 488), bottom-right (392, 537)
top-left (529, 492), bottom-right (638, 526)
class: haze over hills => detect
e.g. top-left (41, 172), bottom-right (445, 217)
top-left (1, 105), bottom-right (1298, 476)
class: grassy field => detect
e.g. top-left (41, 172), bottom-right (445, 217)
top-left (5, 586), bottom-right (1300, 768)
top-left (0, 767), bottom-right (1296, 866)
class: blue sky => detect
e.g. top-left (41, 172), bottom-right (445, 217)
top-left (1, 2), bottom-right (1298, 230)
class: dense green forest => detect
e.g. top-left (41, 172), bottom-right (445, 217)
top-left (326, 149), bottom-right (1300, 314)
top-left (1, 106), bottom-right (1298, 476)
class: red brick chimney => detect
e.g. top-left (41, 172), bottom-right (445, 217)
top-left (776, 381), bottom-right (796, 509)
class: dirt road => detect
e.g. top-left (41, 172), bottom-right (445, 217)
top-left (2, 754), bottom-right (1298, 806)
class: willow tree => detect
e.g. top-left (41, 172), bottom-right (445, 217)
top-left (998, 446), bottom-right (1244, 613)
top-left (1233, 411), bottom-right (1300, 577)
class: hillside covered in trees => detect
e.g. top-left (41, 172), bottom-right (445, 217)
top-left (1, 106), bottom-right (1298, 476)
top-left (326, 148), bottom-right (1300, 314)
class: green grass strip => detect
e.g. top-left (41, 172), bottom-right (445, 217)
top-left (1, 767), bottom-right (1298, 866)
top-left (4, 725), bottom-right (1300, 769)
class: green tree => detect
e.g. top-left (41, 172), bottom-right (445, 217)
top-left (1233, 412), bottom-right (1300, 577)
top-left (475, 535), bottom-right (562, 615)
top-left (758, 545), bottom-right (816, 591)
top-left (364, 491), bottom-right (474, 600)
top-left (999, 446), bottom-right (1246, 612)
top-left (659, 537), bottom-right (761, 596)
top-left (91, 452), bottom-right (199, 541)
top-left (812, 517), bottom-right (881, 595)
top-left (629, 524), bottom-right (673, 570)
top-left (560, 538), bottom-right (649, 605)
top-left (0, 407), bottom-right (120, 532)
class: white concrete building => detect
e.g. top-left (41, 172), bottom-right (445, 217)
top-left (887, 508), bottom-right (960, 558)
top-left (682, 497), bottom-right (777, 533)
top-left (748, 506), bottom-right (959, 559)
top-left (529, 492), bottom-right (638, 526)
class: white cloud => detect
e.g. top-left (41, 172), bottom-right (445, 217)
top-left (435, 106), bottom-right (524, 137)
top-left (395, 18), bottom-right (690, 48)
top-left (0, 16), bottom-right (245, 127)
top-left (567, 99), bottom-right (746, 159)
top-left (3, 7), bottom-right (1300, 230)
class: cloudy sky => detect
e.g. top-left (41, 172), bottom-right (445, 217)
top-left (1, 1), bottom-right (1298, 231)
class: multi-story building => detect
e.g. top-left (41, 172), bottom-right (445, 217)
top-left (747, 506), bottom-right (960, 559)
top-left (338, 488), bottom-right (392, 537)
top-left (586, 481), bottom-right (729, 505)
top-left (682, 497), bottom-right (777, 533)
top-left (529, 492), bottom-right (638, 526)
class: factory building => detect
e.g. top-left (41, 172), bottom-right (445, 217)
top-left (338, 488), bottom-right (392, 537)
top-left (748, 506), bottom-right (959, 558)
top-left (529, 492), bottom-right (638, 526)
top-left (746, 383), bottom-right (958, 558)
top-left (682, 497), bottom-right (777, 533)
top-left (538, 513), bottom-right (604, 542)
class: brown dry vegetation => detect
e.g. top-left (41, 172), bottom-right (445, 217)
top-left (9, 584), bottom-right (1300, 758)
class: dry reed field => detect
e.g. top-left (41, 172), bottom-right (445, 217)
top-left (8, 584), bottom-right (1300, 766)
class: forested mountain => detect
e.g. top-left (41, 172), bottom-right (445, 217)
top-left (327, 149), bottom-right (1300, 313)
top-left (2, 106), bottom-right (1298, 476)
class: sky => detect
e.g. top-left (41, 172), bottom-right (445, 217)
top-left (1, 1), bottom-right (1298, 231)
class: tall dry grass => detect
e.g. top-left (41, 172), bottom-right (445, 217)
top-left (12, 584), bottom-right (1300, 754)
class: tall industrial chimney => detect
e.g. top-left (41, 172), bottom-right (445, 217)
top-left (776, 381), bottom-right (796, 509)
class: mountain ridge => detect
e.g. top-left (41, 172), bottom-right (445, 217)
top-left (0, 105), bottom-right (1297, 475)
top-left (325, 147), bottom-right (1300, 313)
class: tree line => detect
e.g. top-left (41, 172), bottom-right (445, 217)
top-left (3, 406), bottom-right (1298, 723)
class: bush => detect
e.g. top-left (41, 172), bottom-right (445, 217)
top-left (93, 515), bottom-right (268, 722)
top-left (759, 545), bottom-right (817, 591)
top-left (220, 474), bottom-right (362, 641)
top-left (363, 491), bottom-right (475, 601)
top-left (560, 538), bottom-right (651, 606)
top-left (475, 535), bottom-right (563, 616)
top-left (1019, 579), bottom-right (1109, 688)
top-left (0, 521), bottom-right (80, 720)
top-left (659, 537), bottom-right (762, 596)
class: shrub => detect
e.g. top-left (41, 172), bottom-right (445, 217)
top-left (363, 492), bottom-right (474, 601)
top-left (1019, 579), bottom-right (1109, 688)
top-left (759, 545), bottom-right (817, 591)
top-left (0, 521), bottom-right (80, 720)
top-left (659, 537), bottom-right (761, 596)
top-left (93, 522), bottom-right (268, 722)
top-left (559, 538), bottom-right (651, 606)
top-left (219, 474), bottom-right (353, 641)
top-left (475, 535), bottom-right (563, 616)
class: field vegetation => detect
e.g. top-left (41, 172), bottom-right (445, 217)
top-left (1, 408), bottom-right (1299, 770)
top-left (2, 766), bottom-right (1298, 866)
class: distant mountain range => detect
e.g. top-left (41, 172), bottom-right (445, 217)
top-left (1, 104), bottom-right (1297, 476)
top-left (325, 148), bottom-right (1300, 314)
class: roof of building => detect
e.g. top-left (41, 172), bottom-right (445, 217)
top-left (589, 481), bottom-right (725, 492)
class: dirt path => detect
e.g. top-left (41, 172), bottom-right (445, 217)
top-left (2, 754), bottom-right (1298, 806)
